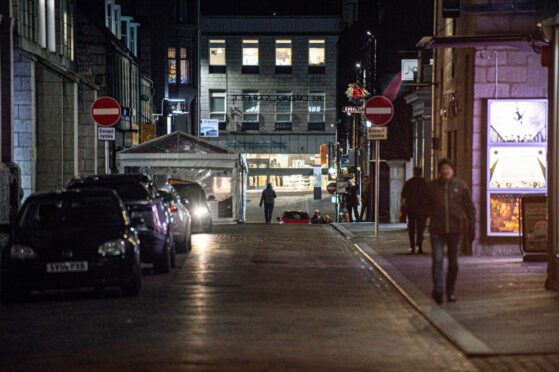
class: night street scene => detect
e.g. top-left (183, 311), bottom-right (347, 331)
top-left (4, 0), bottom-right (559, 370)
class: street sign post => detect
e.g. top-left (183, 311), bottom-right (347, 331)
top-left (364, 96), bottom-right (394, 237)
top-left (91, 96), bottom-right (121, 175)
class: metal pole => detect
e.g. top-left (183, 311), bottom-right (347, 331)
top-left (104, 141), bottom-right (110, 174)
top-left (374, 140), bottom-right (380, 237)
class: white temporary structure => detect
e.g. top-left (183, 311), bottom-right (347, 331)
top-left (117, 131), bottom-right (248, 224)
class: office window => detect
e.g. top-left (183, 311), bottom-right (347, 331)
top-left (113, 4), bottom-right (121, 38)
top-left (275, 39), bottom-right (292, 66)
top-left (121, 16), bottom-right (131, 48)
top-left (180, 48), bottom-right (189, 84)
top-left (243, 40), bottom-right (259, 66)
top-left (308, 91), bottom-right (325, 122)
top-left (276, 91), bottom-right (292, 123)
top-left (167, 48), bottom-right (177, 84)
top-left (209, 39), bottom-right (226, 65)
top-left (210, 91), bottom-right (226, 123)
top-left (242, 91), bottom-right (259, 123)
top-left (130, 23), bottom-right (139, 56)
top-left (308, 39), bottom-right (325, 66)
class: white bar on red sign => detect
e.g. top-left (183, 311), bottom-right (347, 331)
top-left (366, 107), bottom-right (392, 114)
top-left (93, 108), bottom-right (120, 115)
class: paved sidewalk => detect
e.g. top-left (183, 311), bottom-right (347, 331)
top-left (332, 222), bottom-right (559, 356)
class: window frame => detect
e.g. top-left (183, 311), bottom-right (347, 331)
top-left (275, 39), bottom-right (292, 66)
top-left (242, 39), bottom-right (259, 66)
top-left (167, 47), bottom-right (177, 85)
top-left (242, 91), bottom-right (260, 124)
top-left (275, 91), bottom-right (292, 124)
top-left (308, 39), bottom-right (325, 66)
top-left (209, 39), bottom-right (226, 74)
top-left (209, 90), bottom-right (227, 123)
top-left (308, 91), bottom-right (326, 123)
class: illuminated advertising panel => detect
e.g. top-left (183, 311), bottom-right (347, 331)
top-left (486, 99), bottom-right (547, 237)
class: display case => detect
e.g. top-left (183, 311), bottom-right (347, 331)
top-left (486, 99), bottom-right (547, 237)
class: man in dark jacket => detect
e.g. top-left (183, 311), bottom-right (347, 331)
top-left (401, 167), bottom-right (428, 254)
top-left (259, 182), bottom-right (277, 224)
top-left (345, 179), bottom-right (360, 222)
top-left (427, 159), bottom-right (475, 304)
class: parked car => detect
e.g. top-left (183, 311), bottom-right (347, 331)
top-left (169, 179), bottom-right (213, 233)
top-left (66, 174), bottom-right (175, 273)
top-left (278, 211), bottom-right (310, 224)
top-left (1, 189), bottom-right (141, 302)
top-left (158, 184), bottom-right (192, 253)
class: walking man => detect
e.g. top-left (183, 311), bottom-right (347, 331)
top-left (359, 176), bottom-right (370, 222)
top-left (259, 182), bottom-right (277, 224)
top-left (345, 178), bottom-right (360, 222)
top-left (401, 167), bottom-right (428, 254)
top-left (427, 159), bottom-right (475, 304)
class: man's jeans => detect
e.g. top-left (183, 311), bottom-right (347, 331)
top-left (407, 210), bottom-right (426, 249)
top-left (430, 233), bottom-right (461, 295)
top-left (264, 203), bottom-right (274, 224)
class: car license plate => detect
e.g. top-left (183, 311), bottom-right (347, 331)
top-left (46, 261), bottom-right (88, 273)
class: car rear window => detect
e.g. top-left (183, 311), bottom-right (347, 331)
top-left (158, 190), bottom-right (174, 203)
top-left (71, 181), bottom-right (151, 202)
top-left (173, 184), bottom-right (206, 204)
top-left (19, 195), bottom-right (124, 229)
top-left (284, 212), bottom-right (309, 220)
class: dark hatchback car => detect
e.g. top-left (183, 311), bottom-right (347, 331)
top-left (66, 174), bottom-right (175, 273)
top-left (1, 189), bottom-right (141, 303)
top-left (169, 179), bottom-right (213, 233)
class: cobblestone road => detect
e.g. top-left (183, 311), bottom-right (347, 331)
top-left (0, 224), bottom-right (552, 370)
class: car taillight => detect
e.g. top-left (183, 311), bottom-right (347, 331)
top-left (169, 204), bottom-right (178, 213)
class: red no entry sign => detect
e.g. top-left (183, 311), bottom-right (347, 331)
top-left (327, 182), bottom-right (337, 195)
top-left (364, 96), bottom-right (394, 126)
top-left (91, 96), bottom-right (121, 127)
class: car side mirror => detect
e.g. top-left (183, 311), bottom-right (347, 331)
top-left (207, 195), bottom-right (216, 202)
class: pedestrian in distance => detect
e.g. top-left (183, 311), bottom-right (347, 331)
top-left (427, 159), bottom-right (475, 304)
top-left (259, 182), bottom-right (277, 224)
top-left (311, 210), bottom-right (324, 224)
top-left (401, 167), bottom-right (429, 254)
top-left (345, 178), bottom-right (360, 222)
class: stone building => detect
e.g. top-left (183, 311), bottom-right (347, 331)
top-left (426, 0), bottom-right (549, 255)
top-left (11, 0), bottom-right (100, 198)
top-left (199, 16), bottom-right (341, 190)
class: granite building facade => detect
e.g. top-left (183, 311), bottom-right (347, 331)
top-left (199, 16), bottom-right (341, 190)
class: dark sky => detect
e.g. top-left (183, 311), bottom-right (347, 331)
top-left (200, 0), bottom-right (341, 16)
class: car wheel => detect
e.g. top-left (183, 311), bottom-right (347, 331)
top-left (176, 235), bottom-right (188, 254)
top-left (122, 263), bottom-right (141, 297)
top-left (154, 245), bottom-right (171, 274)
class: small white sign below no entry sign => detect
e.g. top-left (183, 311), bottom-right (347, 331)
top-left (367, 126), bottom-right (388, 141)
top-left (97, 126), bottom-right (116, 141)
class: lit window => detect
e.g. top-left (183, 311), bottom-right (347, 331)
top-left (309, 39), bottom-right (325, 66)
top-left (242, 91), bottom-right (259, 122)
top-left (167, 48), bottom-right (177, 84)
top-left (180, 48), bottom-right (189, 84)
top-left (308, 91), bottom-right (325, 122)
top-left (275, 39), bottom-right (292, 66)
top-left (242, 39), bottom-right (259, 66)
top-left (210, 91), bottom-right (226, 122)
top-left (276, 91), bottom-right (292, 123)
top-left (209, 39), bottom-right (226, 66)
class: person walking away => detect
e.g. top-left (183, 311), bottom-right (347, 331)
top-left (345, 179), bottom-right (360, 222)
top-left (311, 210), bottom-right (324, 224)
top-left (359, 176), bottom-right (370, 222)
top-left (401, 167), bottom-right (429, 254)
top-left (259, 182), bottom-right (277, 224)
top-left (427, 159), bottom-right (475, 304)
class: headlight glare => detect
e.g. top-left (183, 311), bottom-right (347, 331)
top-left (98, 239), bottom-right (126, 257)
top-left (10, 245), bottom-right (37, 259)
top-left (193, 207), bottom-right (207, 217)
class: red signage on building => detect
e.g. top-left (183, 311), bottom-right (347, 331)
top-left (364, 96), bottom-right (394, 126)
top-left (91, 96), bottom-right (121, 127)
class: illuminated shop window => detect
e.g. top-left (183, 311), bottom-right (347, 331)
top-left (308, 39), bottom-right (325, 66)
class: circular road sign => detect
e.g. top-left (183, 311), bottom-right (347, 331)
top-left (364, 96), bottom-right (394, 126)
top-left (91, 96), bottom-right (121, 127)
top-left (327, 182), bottom-right (337, 195)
